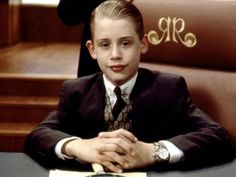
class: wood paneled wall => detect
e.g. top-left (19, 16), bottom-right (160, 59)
top-left (20, 5), bottom-right (83, 42)
top-left (0, 2), bottom-right (83, 45)
top-left (0, 0), bottom-right (20, 45)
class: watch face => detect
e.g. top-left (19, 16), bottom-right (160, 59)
top-left (157, 147), bottom-right (169, 160)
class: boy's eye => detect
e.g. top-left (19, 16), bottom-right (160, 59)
top-left (121, 40), bottom-right (132, 48)
top-left (98, 41), bottom-right (110, 49)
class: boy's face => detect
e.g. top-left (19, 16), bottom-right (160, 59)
top-left (87, 16), bottom-right (148, 86)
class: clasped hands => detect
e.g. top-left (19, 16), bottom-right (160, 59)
top-left (63, 128), bottom-right (155, 173)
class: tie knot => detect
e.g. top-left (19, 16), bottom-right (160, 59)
top-left (114, 87), bottom-right (122, 98)
top-left (112, 86), bottom-right (126, 120)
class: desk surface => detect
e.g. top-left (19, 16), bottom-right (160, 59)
top-left (0, 153), bottom-right (236, 177)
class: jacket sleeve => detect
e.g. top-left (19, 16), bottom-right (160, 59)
top-left (168, 77), bottom-right (234, 167)
top-left (24, 81), bottom-right (88, 169)
top-left (57, 0), bottom-right (105, 26)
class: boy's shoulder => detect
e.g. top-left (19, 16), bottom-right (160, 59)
top-left (138, 67), bottom-right (184, 81)
top-left (61, 72), bottom-right (103, 92)
top-left (138, 68), bottom-right (188, 95)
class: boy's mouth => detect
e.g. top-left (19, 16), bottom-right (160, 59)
top-left (109, 64), bottom-right (125, 72)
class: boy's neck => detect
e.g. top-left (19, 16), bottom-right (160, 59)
top-left (103, 72), bottom-right (138, 93)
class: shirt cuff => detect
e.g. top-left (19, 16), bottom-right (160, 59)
top-left (159, 140), bottom-right (185, 163)
top-left (55, 136), bottom-right (80, 160)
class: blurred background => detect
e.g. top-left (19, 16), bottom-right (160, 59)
top-left (0, 0), bottom-right (80, 151)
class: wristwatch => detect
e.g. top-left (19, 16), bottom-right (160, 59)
top-left (153, 142), bottom-right (170, 163)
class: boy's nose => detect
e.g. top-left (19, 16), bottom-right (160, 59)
top-left (111, 45), bottom-right (122, 60)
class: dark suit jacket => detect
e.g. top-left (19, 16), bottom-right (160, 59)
top-left (57, 0), bottom-right (104, 77)
top-left (24, 68), bottom-right (233, 169)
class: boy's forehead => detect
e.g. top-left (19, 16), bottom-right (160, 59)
top-left (93, 17), bottom-right (137, 38)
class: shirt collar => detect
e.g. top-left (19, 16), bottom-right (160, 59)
top-left (103, 72), bottom-right (138, 99)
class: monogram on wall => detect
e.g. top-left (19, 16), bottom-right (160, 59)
top-left (147, 17), bottom-right (197, 48)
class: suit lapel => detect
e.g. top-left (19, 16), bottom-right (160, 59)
top-left (79, 74), bottom-right (106, 123)
top-left (129, 69), bottom-right (159, 137)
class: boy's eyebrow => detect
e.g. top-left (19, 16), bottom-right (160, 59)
top-left (120, 36), bottom-right (134, 40)
top-left (96, 38), bottom-right (110, 41)
top-left (96, 36), bottom-right (134, 42)
top-left (96, 39), bottom-right (109, 43)
top-left (94, 39), bottom-right (109, 45)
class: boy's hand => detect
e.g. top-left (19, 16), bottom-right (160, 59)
top-left (62, 129), bottom-right (138, 172)
top-left (98, 128), bottom-right (138, 143)
top-left (98, 129), bottom-right (155, 170)
top-left (119, 141), bottom-right (155, 170)
top-left (63, 129), bottom-right (154, 172)
top-left (63, 137), bottom-right (125, 172)
top-left (100, 141), bottom-right (155, 171)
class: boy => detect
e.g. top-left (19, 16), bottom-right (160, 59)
top-left (57, 0), bottom-right (133, 77)
top-left (25, 0), bottom-right (233, 173)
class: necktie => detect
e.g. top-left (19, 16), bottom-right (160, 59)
top-left (112, 87), bottom-right (126, 119)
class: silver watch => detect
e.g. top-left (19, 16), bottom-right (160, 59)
top-left (153, 142), bottom-right (170, 163)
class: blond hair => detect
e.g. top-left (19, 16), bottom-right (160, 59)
top-left (90, 0), bottom-right (144, 40)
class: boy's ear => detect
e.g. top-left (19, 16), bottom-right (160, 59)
top-left (86, 40), bottom-right (97, 59)
top-left (140, 34), bottom-right (149, 54)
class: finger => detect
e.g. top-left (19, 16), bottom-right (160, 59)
top-left (96, 137), bottom-right (135, 155)
top-left (101, 161), bottom-right (123, 173)
top-left (99, 129), bottom-right (138, 142)
top-left (102, 151), bottom-right (129, 169)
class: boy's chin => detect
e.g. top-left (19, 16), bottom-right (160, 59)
top-left (109, 75), bottom-right (128, 86)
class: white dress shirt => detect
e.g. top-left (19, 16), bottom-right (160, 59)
top-left (103, 72), bottom-right (138, 107)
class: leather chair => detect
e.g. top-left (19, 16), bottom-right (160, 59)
top-left (133, 0), bottom-right (236, 149)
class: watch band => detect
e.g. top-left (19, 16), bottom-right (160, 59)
top-left (153, 142), bottom-right (170, 163)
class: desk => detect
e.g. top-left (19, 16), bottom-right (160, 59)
top-left (0, 153), bottom-right (236, 177)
